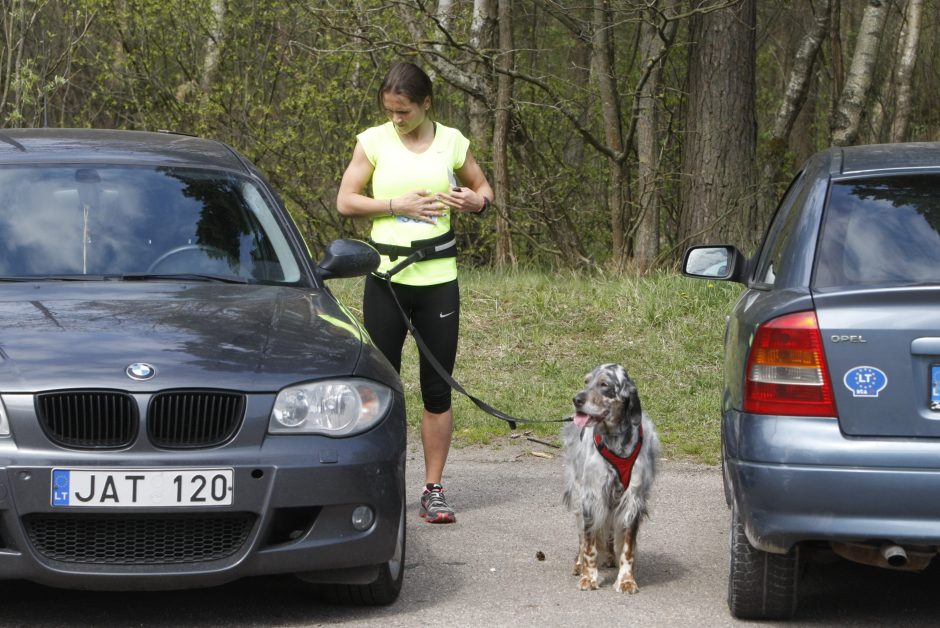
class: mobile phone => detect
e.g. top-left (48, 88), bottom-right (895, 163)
top-left (452, 186), bottom-right (461, 192)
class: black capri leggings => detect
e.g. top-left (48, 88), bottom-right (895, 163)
top-left (363, 275), bottom-right (459, 414)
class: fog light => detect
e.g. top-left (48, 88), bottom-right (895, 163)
top-left (351, 505), bottom-right (374, 531)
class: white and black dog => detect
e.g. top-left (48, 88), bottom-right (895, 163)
top-left (562, 363), bottom-right (660, 593)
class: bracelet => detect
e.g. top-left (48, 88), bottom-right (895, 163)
top-left (388, 198), bottom-right (395, 217)
top-left (477, 197), bottom-right (490, 215)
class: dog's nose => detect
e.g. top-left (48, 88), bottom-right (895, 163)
top-left (573, 392), bottom-right (585, 408)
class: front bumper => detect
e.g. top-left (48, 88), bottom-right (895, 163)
top-left (0, 396), bottom-right (406, 591)
top-left (725, 409), bottom-right (940, 554)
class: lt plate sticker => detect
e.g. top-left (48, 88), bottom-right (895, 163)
top-left (844, 366), bottom-right (888, 398)
top-left (930, 365), bottom-right (940, 410)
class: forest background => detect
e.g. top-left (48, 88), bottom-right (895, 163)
top-left (1, 0), bottom-right (933, 271)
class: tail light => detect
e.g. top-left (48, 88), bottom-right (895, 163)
top-left (744, 310), bottom-right (837, 417)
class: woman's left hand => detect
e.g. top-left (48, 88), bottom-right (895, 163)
top-left (436, 187), bottom-right (486, 214)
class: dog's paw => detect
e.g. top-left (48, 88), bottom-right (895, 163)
top-left (571, 554), bottom-right (585, 576)
top-left (614, 577), bottom-right (639, 594)
top-left (578, 576), bottom-right (599, 591)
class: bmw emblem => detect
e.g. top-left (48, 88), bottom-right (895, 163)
top-left (126, 362), bottom-right (156, 381)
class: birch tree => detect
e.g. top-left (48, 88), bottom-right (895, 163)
top-left (758, 0), bottom-right (830, 221)
top-left (830, 0), bottom-right (889, 146)
top-left (201, 0), bottom-right (225, 93)
top-left (468, 0), bottom-right (497, 149)
top-left (889, 0), bottom-right (923, 142)
top-left (867, 3), bottom-right (905, 144)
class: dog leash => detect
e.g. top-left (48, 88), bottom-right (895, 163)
top-left (372, 240), bottom-right (572, 430)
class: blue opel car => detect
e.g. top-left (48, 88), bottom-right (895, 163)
top-left (684, 142), bottom-right (940, 619)
top-left (0, 129), bottom-right (405, 605)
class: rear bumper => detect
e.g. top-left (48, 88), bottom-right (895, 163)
top-left (0, 412), bottom-right (406, 591)
top-left (725, 409), bottom-right (940, 553)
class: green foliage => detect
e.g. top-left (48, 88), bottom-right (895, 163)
top-left (4, 1), bottom-right (940, 268)
top-left (330, 269), bottom-right (740, 464)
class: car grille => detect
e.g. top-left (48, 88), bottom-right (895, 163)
top-left (36, 392), bottom-right (138, 449)
top-left (148, 391), bottom-right (246, 448)
top-left (23, 513), bottom-right (255, 565)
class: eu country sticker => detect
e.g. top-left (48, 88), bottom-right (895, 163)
top-left (52, 470), bottom-right (70, 506)
top-left (844, 366), bottom-right (887, 398)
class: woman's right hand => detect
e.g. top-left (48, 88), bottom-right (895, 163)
top-left (391, 189), bottom-right (447, 224)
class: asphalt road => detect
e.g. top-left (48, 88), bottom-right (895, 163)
top-left (4, 436), bottom-right (940, 627)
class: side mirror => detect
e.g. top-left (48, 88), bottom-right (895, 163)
top-left (682, 245), bottom-right (748, 283)
top-left (317, 239), bottom-right (380, 280)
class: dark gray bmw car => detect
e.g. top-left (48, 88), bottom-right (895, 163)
top-left (0, 128), bottom-right (405, 604)
top-left (684, 142), bottom-right (940, 619)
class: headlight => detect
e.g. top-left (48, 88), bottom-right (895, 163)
top-left (268, 379), bottom-right (392, 436)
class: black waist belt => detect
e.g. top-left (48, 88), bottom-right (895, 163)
top-left (371, 230), bottom-right (457, 280)
top-left (369, 229), bottom-right (457, 262)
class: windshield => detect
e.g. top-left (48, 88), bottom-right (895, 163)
top-left (0, 166), bottom-right (301, 283)
top-left (815, 174), bottom-right (940, 289)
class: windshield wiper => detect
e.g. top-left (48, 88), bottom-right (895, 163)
top-left (0, 275), bottom-right (108, 282)
top-left (119, 273), bottom-right (250, 284)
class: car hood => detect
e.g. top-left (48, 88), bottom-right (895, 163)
top-left (0, 282), bottom-right (371, 393)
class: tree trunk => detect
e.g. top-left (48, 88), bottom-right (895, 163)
top-left (829, 0), bottom-right (844, 122)
top-left (563, 28), bottom-right (591, 167)
top-left (866, 2), bottom-right (905, 144)
top-left (590, 0), bottom-right (625, 268)
top-left (889, 0), bottom-right (923, 142)
top-left (789, 84), bottom-right (817, 166)
top-left (436, 0), bottom-right (455, 30)
top-left (191, 0), bottom-right (225, 131)
top-left (679, 0), bottom-right (757, 246)
top-left (493, 0), bottom-right (514, 266)
top-left (398, 5), bottom-right (487, 99)
top-left (757, 0), bottom-right (830, 222)
top-left (469, 0), bottom-right (497, 151)
top-left (830, 0), bottom-right (889, 146)
top-left (9, 0), bottom-right (28, 122)
top-left (1, 0), bottom-right (19, 121)
top-left (201, 0), bottom-right (226, 93)
top-left (633, 5), bottom-right (671, 271)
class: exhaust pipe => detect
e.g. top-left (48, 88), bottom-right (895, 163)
top-left (831, 541), bottom-right (932, 571)
top-left (881, 544), bottom-right (908, 568)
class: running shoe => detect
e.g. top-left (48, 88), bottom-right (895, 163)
top-left (420, 483), bottom-right (456, 524)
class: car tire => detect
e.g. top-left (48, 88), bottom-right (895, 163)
top-left (727, 500), bottom-right (799, 620)
top-left (313, 502), bottom-right (406, 606)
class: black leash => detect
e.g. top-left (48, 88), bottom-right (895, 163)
top-left (373, 239), bottom-right (571, 430)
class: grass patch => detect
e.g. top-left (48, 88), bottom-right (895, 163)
top-left (330, 269), bottom-right (741, 465)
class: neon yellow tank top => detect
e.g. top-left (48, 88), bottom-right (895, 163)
top-left (357, 121), bottom-right (470, 286)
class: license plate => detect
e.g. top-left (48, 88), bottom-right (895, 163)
top-left (51, 468), bottom-right (234, 507)
top-left (931, 365), bottom-right (940, 410)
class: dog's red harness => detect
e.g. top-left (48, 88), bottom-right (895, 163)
top-left (593, 425), bottom-right (644, 489)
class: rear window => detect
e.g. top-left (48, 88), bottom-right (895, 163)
top-left (814, 175), bottom-right (940, 289)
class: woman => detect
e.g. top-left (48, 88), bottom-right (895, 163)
top-left (337, 61), bottom-right (493, 524)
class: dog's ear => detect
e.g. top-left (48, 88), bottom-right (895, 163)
top-left (616, 368), bottom-right (643, 424)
